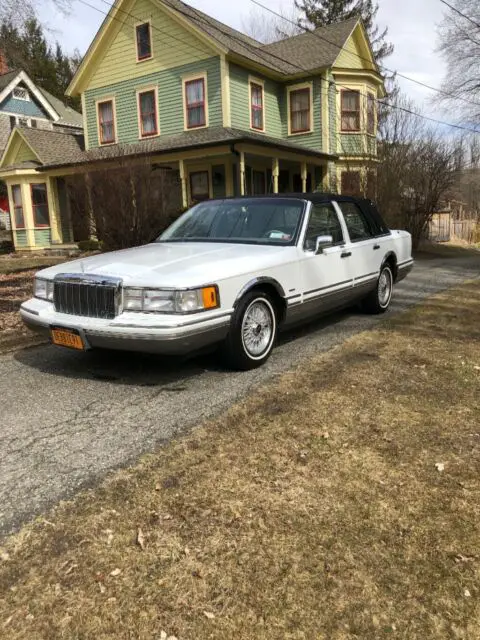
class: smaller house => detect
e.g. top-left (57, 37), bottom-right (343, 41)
top-left (0, 60), bottom-right (83, 249)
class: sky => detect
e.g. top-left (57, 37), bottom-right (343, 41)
top-left (38, 0), bottom-right (450, 119)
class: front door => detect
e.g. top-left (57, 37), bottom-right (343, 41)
top-left (297, 202), bottom-right (354, 318)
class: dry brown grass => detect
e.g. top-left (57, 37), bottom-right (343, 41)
top-left (1, 282), bottom-right (480, 639)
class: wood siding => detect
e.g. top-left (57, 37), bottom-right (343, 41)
top-left (34, 229), bottom-right (52, 246)
top-left (84, 57), bottom-right (222, 147)
top-left (14, 230), bottom-right (28, 248)
top-left (87, 0), bottom-right (216, 91)
top-left (229, 63), bottom-right (284, 138)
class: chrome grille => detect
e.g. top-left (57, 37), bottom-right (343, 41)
top-left (54, 274), bottom-right (122, 319)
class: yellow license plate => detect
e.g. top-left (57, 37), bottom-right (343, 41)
top-left (51, 328), bottom-right (84, 350)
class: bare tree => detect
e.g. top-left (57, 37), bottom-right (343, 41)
top-left (66, 148), bottom-right (183, 251)
top-left (376, 93), bottom-right (461, 248)
top-left (437, 0), bottom-right (480, 123)
top-left (241, 6), bottom-right (302, 44)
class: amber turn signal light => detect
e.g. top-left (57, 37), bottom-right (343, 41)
top-left (202, 286), bottom-right (219, 309)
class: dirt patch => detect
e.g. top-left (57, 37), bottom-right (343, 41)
top-left (0, 282), bottom-right (479, 639)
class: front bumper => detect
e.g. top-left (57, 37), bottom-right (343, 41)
top-left (20, 298), bottom-right (232, 355)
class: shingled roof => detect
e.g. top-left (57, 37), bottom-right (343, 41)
top-left (160, 1), bottom-right (362, 76)
top-left (261, 17), bottom-right (360, 72)
top-left (15, 128), bottom-right (85, 165)
top-left (1, 125), bottom-right (336, 172)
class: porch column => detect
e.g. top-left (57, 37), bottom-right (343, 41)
top-left (301, 161), bottom-right (308, 193)
top-left (47, 176), bottom-right (62, 244)
top-left (20, 182), bottom-right (36, 248)
top-left (179, 159), bottom-right (188, 209)
top-left (272, 158), bottom-right (279, 194)
top-left (239, 151), bottom-right (246, 196)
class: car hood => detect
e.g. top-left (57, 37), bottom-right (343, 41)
top-left (38, 242), bottom-right (297, 287)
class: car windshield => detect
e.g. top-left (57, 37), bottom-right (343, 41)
top-left (157, 198), bottom-right (306, 246)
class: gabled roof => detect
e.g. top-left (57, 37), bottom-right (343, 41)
top-left (68, 0), bottom-right (378, 94)
top-left (261, 17), bottom-right (361, 72)
top-left (37, 88), bottom-right (83, 128)
top-left (0, 127), bottom-right (85, 170)
top-left (0, 69), bottom-right (83, 128)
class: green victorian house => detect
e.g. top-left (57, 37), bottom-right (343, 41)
top-left (0, 0), bottom-right (385, 251)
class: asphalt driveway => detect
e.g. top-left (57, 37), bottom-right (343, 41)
top-left (1, 253), bottom-right (479, 538)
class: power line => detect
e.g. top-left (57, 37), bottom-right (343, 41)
top-left (75, 0), bottom-right (480, 136)
top-left (251, 0), bottom-right (480, 111)
top-left (169, 0), bottom-right (480, 135)
top-left (439, 0), bottom-right (480, 30)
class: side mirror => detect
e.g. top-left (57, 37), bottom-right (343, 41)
top-left (315, 235), bottom-right (334, 254)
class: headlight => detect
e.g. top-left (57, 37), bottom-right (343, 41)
top-left (34, 277), bottom-right (54, 301)
top-left (123, 286), bottom-right (219, 314)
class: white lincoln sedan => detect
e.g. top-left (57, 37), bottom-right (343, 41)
top-left (21, 194), bottom-right (413, 370)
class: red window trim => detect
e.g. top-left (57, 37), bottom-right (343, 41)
top-left (367, 92), bottom-right (376, 135)
top-left (98, 99), bottom-right (116, 145)
top-left (290, 87), bottom-right (311, 134)
top-left (138, 89), bottom-right (158, 137)
top-left (341, 89), bottom-right (361, 132)
top-left (185, 78), bottom-right (206, 129)
top-left (30, 183), bottom-right (50, 228)
top-left (250, 82), bottom-right (264, 131)
top-left (11, 184), bottom-right (25, 229)
top-left (136, 23), bottom-right (152, 61)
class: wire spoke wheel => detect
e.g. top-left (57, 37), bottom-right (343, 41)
top-left (241, 299), bottom-right (274, 359)
top-left (378, 267), bottom-right (393, 307)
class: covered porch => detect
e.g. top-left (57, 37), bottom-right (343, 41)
top-left (0, 126), bottom-right (337, 251)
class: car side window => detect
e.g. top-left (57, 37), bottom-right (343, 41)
top-left (338, 201), bottom-right (374, 242)
top-left (304, 203), bottom-right (344, 251)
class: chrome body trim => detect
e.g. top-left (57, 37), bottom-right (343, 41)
top-left (233, 276), bottom-right (286, 306)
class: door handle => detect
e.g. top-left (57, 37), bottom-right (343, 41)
top-left (373, 244), bottom-right (380, 250)
top-left (341, 251), bottom-right (352, 258)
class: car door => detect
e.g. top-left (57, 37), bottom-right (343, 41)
top-left (333, 200), bottom-right (383, 294)
top-left (296, 201), bottom-right (355, 319)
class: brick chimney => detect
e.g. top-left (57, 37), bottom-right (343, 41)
top-left (0, 51), bottom-right (9, 75)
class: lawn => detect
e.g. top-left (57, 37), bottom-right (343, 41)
top-left (0, 281), bottom-right (479, 639)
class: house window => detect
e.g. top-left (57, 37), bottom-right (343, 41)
top-left (31, 119), bottom-right (38, 128)
top-left (341, 90), bottom-right (361, 132)
top-left (185, 78), bottom-right (206, 129)
top-left (250, 82), bottom-right (264, 131)
top-left (138, 89), bottom-right (158, 137)
top-left (13, 87), bottom-right (29, 101)
top-left (11, 185), bottom-right (25, 229)
top-left (341, 171), bottom-right (361, 196)
top-left (97, 100), bottom-right (116, 144)
top-left (290, 88), bottom-right (311, 134)
top-left (31, 184), bottom-right (50, 227)
top-left (190, 171), bottom-right (210, 202)
top-left (367, 93), bottom-right (376, 135)
top-left (136, 22), bottom-right (152, 61)
top-left (9, 115), bottom-right (16, 130)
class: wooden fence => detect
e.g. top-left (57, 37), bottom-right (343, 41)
top-left (428, 212), bottom-right (478, 243)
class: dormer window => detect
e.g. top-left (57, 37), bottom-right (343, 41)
top-left (136, 22), bottom-right (152, 61)
top-left (13, 86), bottom-right (29, 101)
